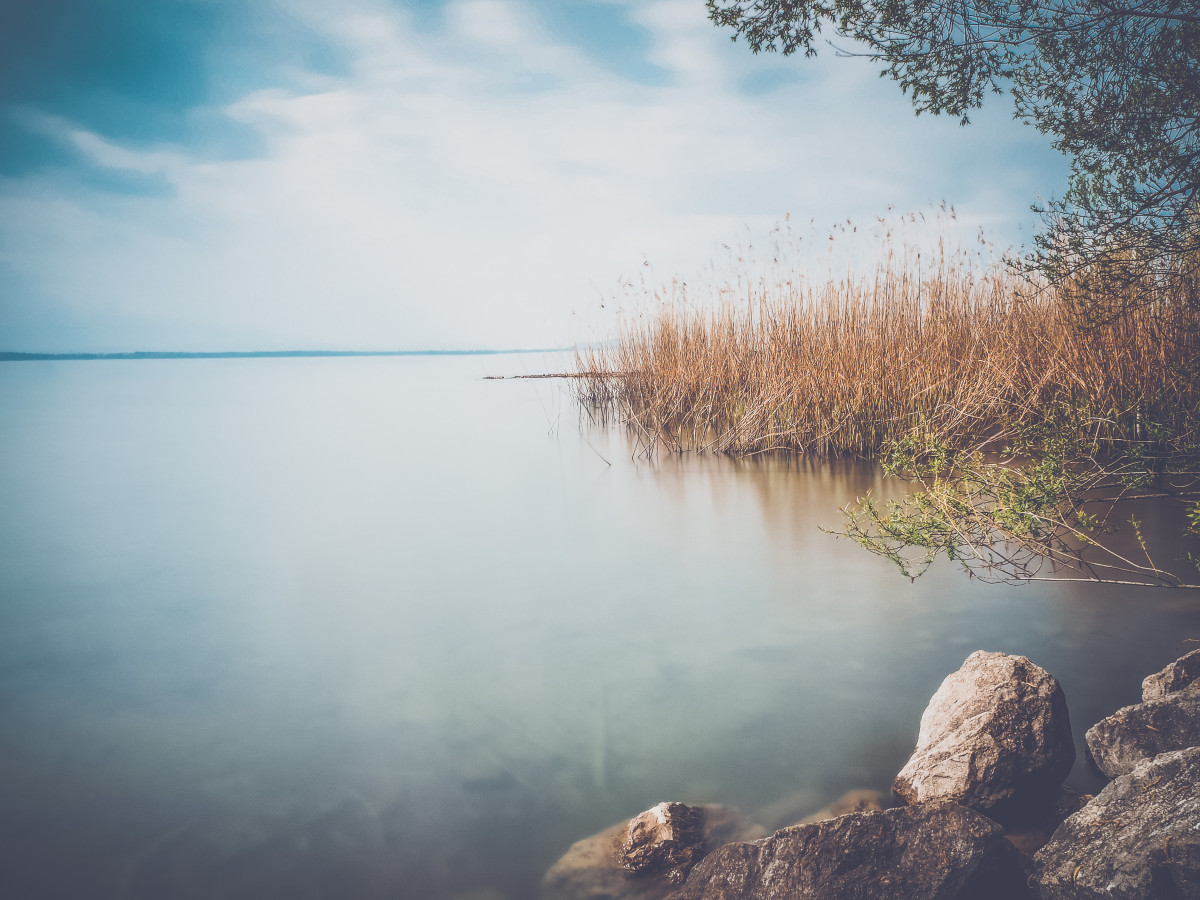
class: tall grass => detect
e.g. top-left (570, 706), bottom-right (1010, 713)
top-left (576, 236), bottom-right (1199, 458)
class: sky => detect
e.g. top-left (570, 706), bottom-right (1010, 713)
top-left (0, 0), bottom-right (1070, 352)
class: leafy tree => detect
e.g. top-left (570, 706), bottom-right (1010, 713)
top-left (706, 0), bottom-right (1200, 325)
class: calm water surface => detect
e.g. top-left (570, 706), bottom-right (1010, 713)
top-left (1, 354), bottom-right (1198, 899)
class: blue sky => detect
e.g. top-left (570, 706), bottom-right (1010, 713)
top-left (0, 0), bottom-right (1069, 352)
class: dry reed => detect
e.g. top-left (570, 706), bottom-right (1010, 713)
top-left (576, 241), bottom-right (1199, 459)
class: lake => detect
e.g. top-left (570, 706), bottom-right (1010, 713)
top-left (1, 353), bottom-right (1197, 899)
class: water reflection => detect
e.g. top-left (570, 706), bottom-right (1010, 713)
top-left (0, 355), bottom-right (1197, 899)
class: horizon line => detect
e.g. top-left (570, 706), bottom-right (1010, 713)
top-left (0, 348), bottom-right (573, 362)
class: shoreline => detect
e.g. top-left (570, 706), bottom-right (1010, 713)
top-left (542, 649), bottom-right (1200, 900)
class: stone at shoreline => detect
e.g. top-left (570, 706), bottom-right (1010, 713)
top-left (1142, 648), bottom-right (1200, 701)
top-left (664, 802), bottom-right (1033, 900)
top-left (756, 787), bottom-right (890, 831)
top-left (540, 805), bottom-right (765, 900)
top-left (620, 802), bottom-right (706, 883)
top-left (1034, 746), bottom-right (1200, 899)
top-left (797, 788), bottom-right (889, 824)
top-left (1085, 681), bottom-right (1200, 778)
top-left (893, 651), bottom-right (1075, 820)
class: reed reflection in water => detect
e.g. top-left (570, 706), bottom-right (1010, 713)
top-left (0, 353), bottom-right (1197, 899)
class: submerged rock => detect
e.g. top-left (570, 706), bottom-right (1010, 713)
top-left (540, 804), bottom-right (764, 900)
top-left (665, 802), bottom-right (1033, 900)
top-left (753, 788), bottom-right (825, 832)
top-left (1085, 681), bottom-right (1200, 778)
top-left (797, 788), bottom-right (889, 825)
top-left (756, 787), bottom-right (890, 831)
top-left (1034, 746), bottom-right (1200, 899)
top-left (893, 651), bottom-right (1075, 820)
top-left (1142, 648), bottom-right (1200, 701)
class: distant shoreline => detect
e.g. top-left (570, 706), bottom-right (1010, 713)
top-left (0, 349), bottom-right (570, 362)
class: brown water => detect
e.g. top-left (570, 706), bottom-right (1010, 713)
top-left (1, 353), bottom-right (1197, 899)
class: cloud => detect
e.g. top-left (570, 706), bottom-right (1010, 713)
top-left (0, 0), bottom-right (1069, 351)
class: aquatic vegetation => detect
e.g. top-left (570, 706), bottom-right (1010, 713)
top-left (576, 219), bottom-right (1200, 586)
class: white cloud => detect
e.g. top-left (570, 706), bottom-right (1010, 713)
top-left (0, 0), bottom-right (1068, 351)
top-left (450, 0), bottom-right (540, 50)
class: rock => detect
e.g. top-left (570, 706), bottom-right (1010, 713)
top-left (665, 801), bottom-right (1033, 900)
top-left (541, 819), bottom-right (670, 900)
top-left (620, 802), bottom-right (706, 883)
top-left (541, 805), bottom-right (765, 900)
top-left (1034, 746), bottom-right (1200, 899)
top-left (893, 651), bottom-right (1075, 820)
top-left (1085, 681), bottom-right (1200, 778)
top-left (1142, 649), bottom-right (1200, 701)
top-left (797, 788), bottom-right (889, 824)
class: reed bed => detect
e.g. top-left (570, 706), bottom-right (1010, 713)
top-left (576, 246), bottom-right (1199, 459)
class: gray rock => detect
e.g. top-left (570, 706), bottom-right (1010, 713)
top-left (1085, 681), bottom-right (1200, 778)
top-left (665, 802), bottom-right (1033, 900)
top-left (541, 805), bottom-right (765, 900)
top-left (1142, 649), bottom-right (1200, 701)
top-left (893, 651), bottom-right (1075, 819)
top-left (620, 802), bottom-right (706, 883)
top-left (1034, 746), bottom-right (1200, 899)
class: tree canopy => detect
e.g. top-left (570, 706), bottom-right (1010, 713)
top-left (706, 0), bottom-right (1200, 324)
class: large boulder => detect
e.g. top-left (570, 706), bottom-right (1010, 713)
top-left (893, 651), bottom-right (1075, 819)
top-left (1034, 746), bottom-right (1200, 899)
top-left (1142, 649), bottom-right (1200, 701)
top-left (664, 802), bottom-right (1033, 900)
top-left (1085, 681), bottom-right (1200, 778)
top-left (541, 804), bottom-right (765, 900)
